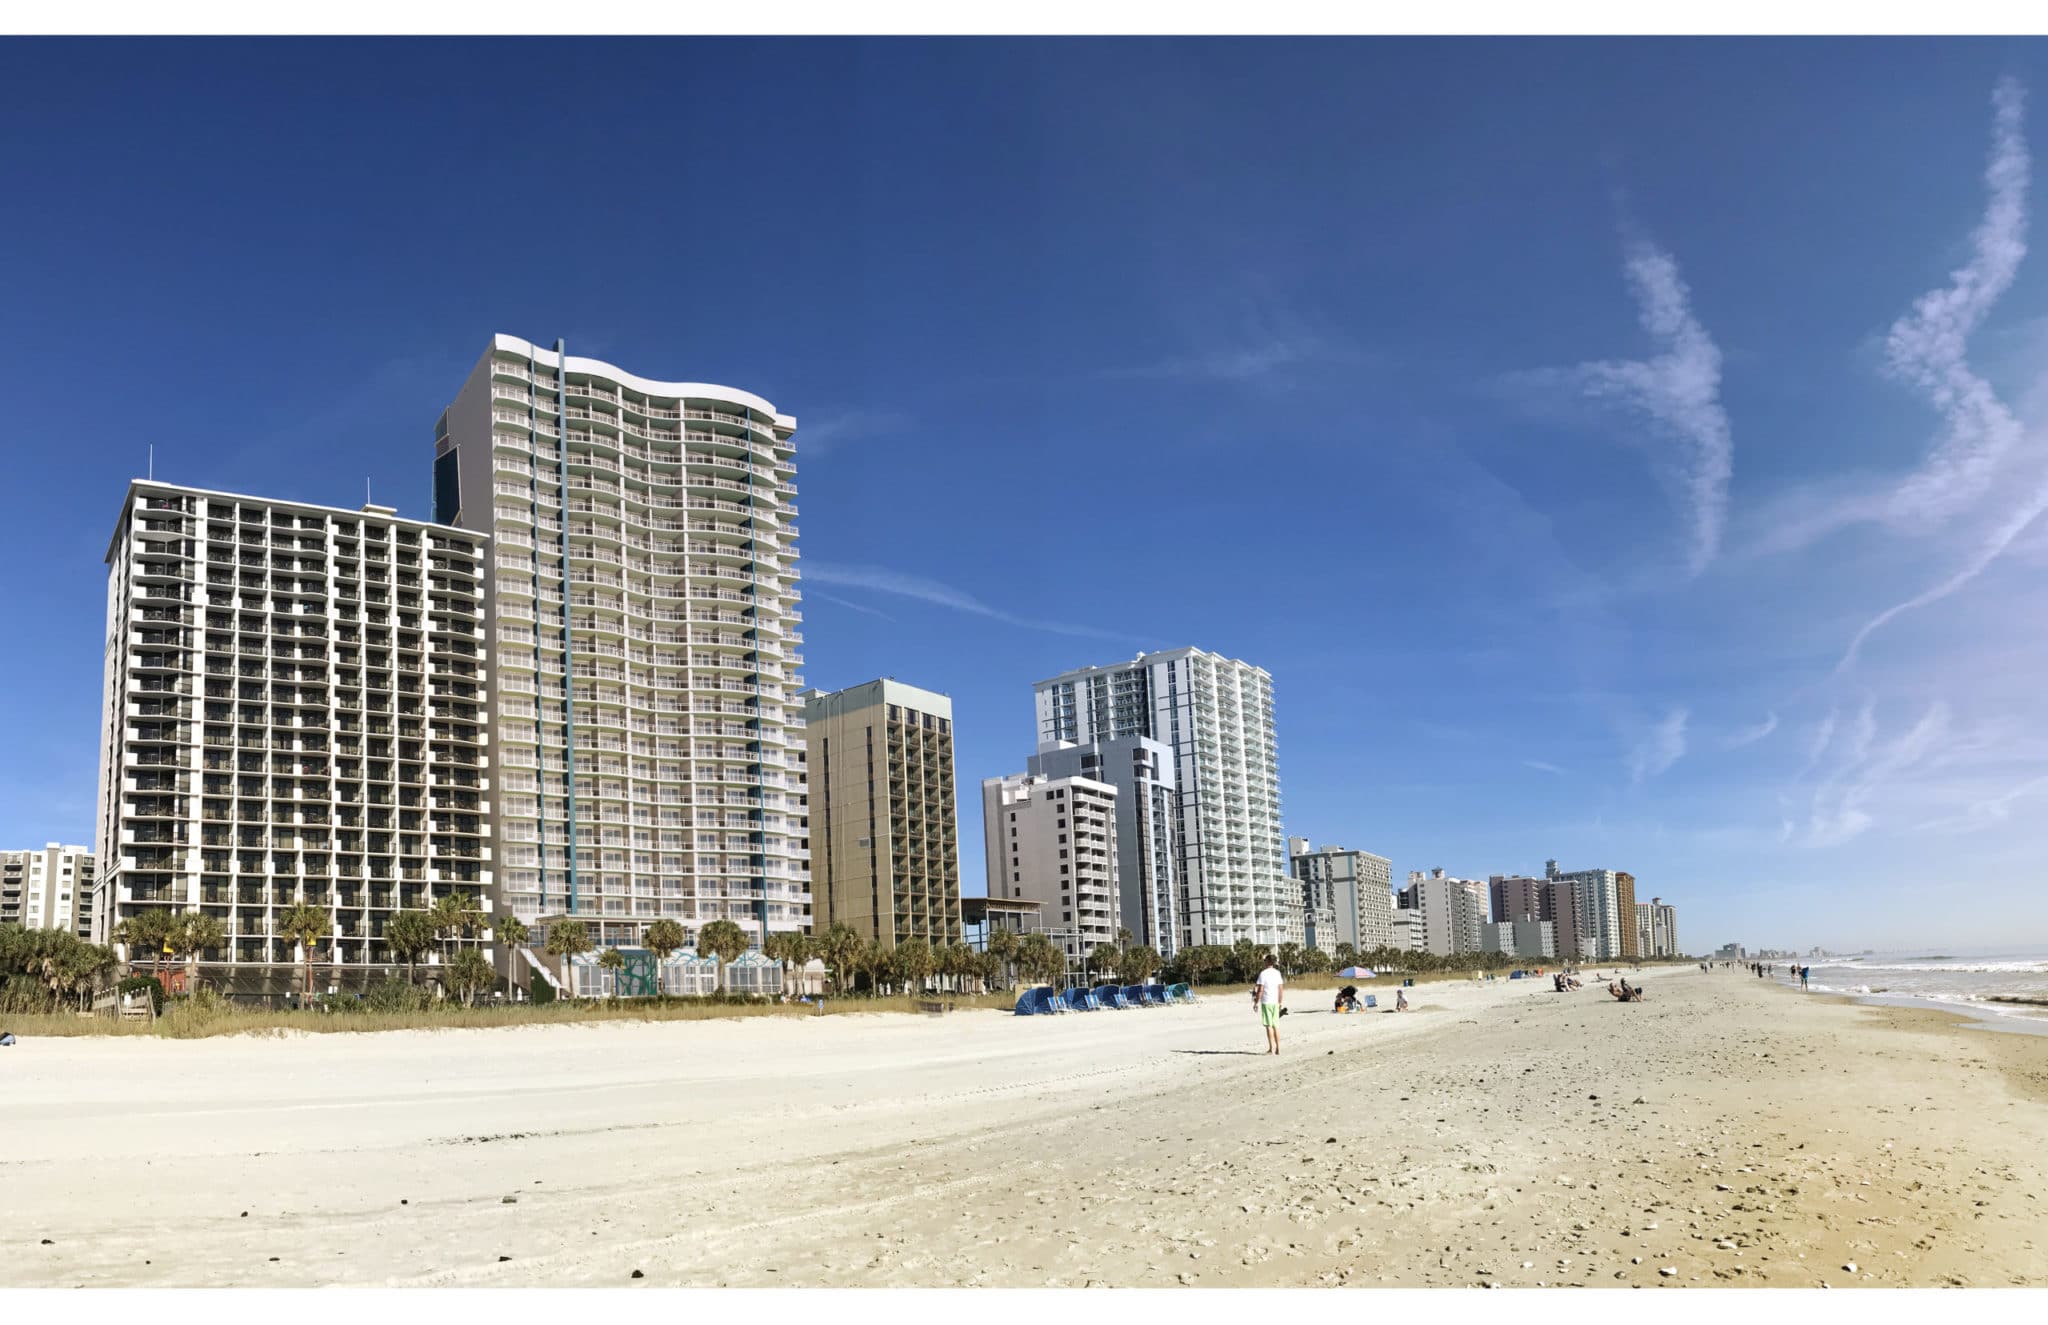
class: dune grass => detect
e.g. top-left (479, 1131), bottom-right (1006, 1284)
top-left (0, 988), bottom-right (1024, 1040)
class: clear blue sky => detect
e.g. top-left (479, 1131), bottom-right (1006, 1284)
top-left (6, 39), bottom-right (2047, 952)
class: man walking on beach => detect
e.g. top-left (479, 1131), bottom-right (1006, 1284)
top-left (1255, 955), bottom-right (1285, 1055)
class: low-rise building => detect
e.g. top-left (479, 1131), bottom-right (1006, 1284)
top-left (1399, 868), bottom-right (1488, 956)
top-left (1288, 838), bottom-right (1394, 954)
top-left (982, 771), bottom-right (1121, 967)
top-left (1481, 918), bottom-right (1556, 960)
top-left (1, 844), bottom-right (95, 936)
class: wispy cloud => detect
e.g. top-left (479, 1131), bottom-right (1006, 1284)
top-left (812, 591), bottom-right (896, 622)
top-left (803, 562), bottom-right (1130, 639)
top-left (798, 409), bottom-right (908, 458)
top-left (1627, 707), bottom-right (1689, 783)
top-left (1837, 79), bottom-right (2048, 670)
top-left (1523, 759), bottom-right (1569, 776)
top-left (1724, 711), bottom-right (1780, 749)
top-left (1103, 337), bottom-right (1331, 383)
top-left (1883, 78), bottom-right (2031, 529)
top-left (1919, 772), bottom-right (2048, 834)
top-left (1800, 701), bottom-right (1951, 847)
top-left (1529, 238), bottom-right (1733, 577)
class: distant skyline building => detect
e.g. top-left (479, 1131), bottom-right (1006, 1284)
top-left (434, 335), bottom-right (808, 949)
top-left (1399, 868), bottom-right (1488, 956)
top-left (1027, 736), bottom-right (1180, 959)
top-left (1615, 870), bottom-right (1639, 959)
top-left (1638, 896), bottom-right (1679, 957)
top-left (1388, 910), bottom-right (1424, 952)
top-left (1546, 860), bottom-right (1625, 961)
top-left (1288, 838), bottom-right (1394, 954)
top-left (803, 679), bottom-right (962, 947)
top-left (1, 844), bottom-right (94, 937)
top-left (93, 480), bottom-right (495, 997)
top-left (1034, 648), bottom-right (1290, 948)
top-left (1482, 917), bottom-right (1556, 960)
top-left (982, 771), bottom-right (1119, 966)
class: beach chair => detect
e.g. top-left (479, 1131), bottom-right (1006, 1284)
top-left (1013, 986), bottom-right (1057, 1015)
top-left (1121, 983), bottom-right (1150, 1007)
top-left (1142, 983), bottom-right (1168, 1006)
top-left (1067, 987), bottom-right (1103, 1011)
top-left (1363, 994), bottom-right (1378, 1008)
top-left (1165, 982), bottom-right (1193, 1005)
top-left (1093, 983), bottom-right (1128, 1009)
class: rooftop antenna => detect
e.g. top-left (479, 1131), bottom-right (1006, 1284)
top-left (147, 443), bottom-right (154, 481)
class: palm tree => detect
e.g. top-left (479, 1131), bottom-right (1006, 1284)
top-left (166, 911), bottom-right (226, 993)
top-left (430, 891), bottom-right (484, 960)
top-left (114, 909), bottom-right (175, 983)
top-left (696, 919), bottom-right (749, 989)
top-left (817, 922), bottom-right (862, 997)
top-left (596, 947), bottom-right (626, 1000)
top-left (492, 913), bottom-right (530, 1001)
top-left (986, 927), bottom-right (1020, 991)
top-left (895, 938), bottom-right (935, 997)
top-left (1121, 944), bottom-right (1163, 985)
top-left (445, 948), bottom-right (495, 1006)
top-left (276, 902), bottom-right (332, 1008)
top-left (762, 929), bottom-right (812, 998)
top-left (868, 938), bottom-right (900, 996)
top-left (387, 911), bottom-right (437, 988)
top-left (642, 918), bottom-right (685, 995)
top-left (1088, 942), bottom-right (1122, 986)
top-left (542, 918), bottom-right (594, 996)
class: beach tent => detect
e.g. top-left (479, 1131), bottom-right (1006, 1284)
top-left (1013, 985), bottom-right (1063, 1016)
top-left (1092, 983), bottom-right (1129, 1009)
top-left (1336, 966), bottom-right (1377, 978)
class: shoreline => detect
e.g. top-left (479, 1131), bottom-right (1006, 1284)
top-left (3, 964), bottom-right (2043, 1287)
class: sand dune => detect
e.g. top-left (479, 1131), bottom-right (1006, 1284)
top-left (3, 966), bottom-right (2044, 1287)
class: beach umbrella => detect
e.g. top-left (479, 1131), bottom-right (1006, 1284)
top-left (1336, 966), bottom-right (1376, 978)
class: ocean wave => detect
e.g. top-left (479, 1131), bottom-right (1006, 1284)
top-left (1816, 960), bottom-right (2048, 974)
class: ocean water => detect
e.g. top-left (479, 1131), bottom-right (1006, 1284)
top-left (1802, 949), bottom-right (2048, 1033)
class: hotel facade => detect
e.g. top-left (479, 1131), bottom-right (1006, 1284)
top-left (1033, 648), bottom-right (1290, 948)
top-left (91, 481), bottom-right (494, 996)
top-left (433, 336), bottom-right (809, 948)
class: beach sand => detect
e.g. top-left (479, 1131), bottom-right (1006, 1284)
top-left (3, 965), bottom-right (2044, 1287)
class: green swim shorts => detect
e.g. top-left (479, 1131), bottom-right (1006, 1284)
top-left (1260, 1002), bottom-right (1282, 1028)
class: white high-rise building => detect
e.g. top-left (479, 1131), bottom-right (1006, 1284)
top-left (1287, 838), bottom-right (1393, 953)
top-left (1027, 736), bottom-right (1179, 959)
top-left (1, 844), bottom-right (94, 936)
top-left (1399, 868), bottom-right (1488, 956)
top-left (1637, 896), bottom-right (1679, 957)
top-left (1033, 648), bottom-right (1288, 948)
top-left (434, 336), bottom-right (809, 948)
top-left (982, 771), bottom-right (1119, 965)
top-left (92, 481), bottom-right (495, 997)
top-left (1548, 863), bottom-right (1625, 961)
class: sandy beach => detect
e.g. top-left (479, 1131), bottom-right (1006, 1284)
top-left (4, 965), bottom-right (2044, 1288)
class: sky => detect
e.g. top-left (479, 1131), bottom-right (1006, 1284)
top-left (4, 38), bottom-right (2047, 953)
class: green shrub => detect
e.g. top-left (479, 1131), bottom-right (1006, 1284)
top-left (362, 980), bottom-right (434, 1014)
top-left (528, 976), bottom-right (556, 1006)
top-left (158, 985), bottom-right (233, 1038)
top-left (118, 974), bottom-right (165, 1016)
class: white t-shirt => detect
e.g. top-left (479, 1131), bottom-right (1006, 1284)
top-left (1256, 967), bottom-right (1285, 1005)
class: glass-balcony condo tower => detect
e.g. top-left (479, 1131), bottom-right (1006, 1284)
top-left (434, 335), bottom-right (810, 948)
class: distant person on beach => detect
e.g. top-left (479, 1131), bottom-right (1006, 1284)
top-left (1255, 955), bottom-right (1285, 1055)
top-left (1395, 988), bottom-right (1410, 1012)
top-left (1801, 966), bottom-right (1810, 991)
top-left (1334, 986), bottom-right (1360, 1013)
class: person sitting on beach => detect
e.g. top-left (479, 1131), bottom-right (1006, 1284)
top-left (1334, 986), bottom-right (1360, 1013)
top-left (1395, 988), bottom-right (1410, 1012)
